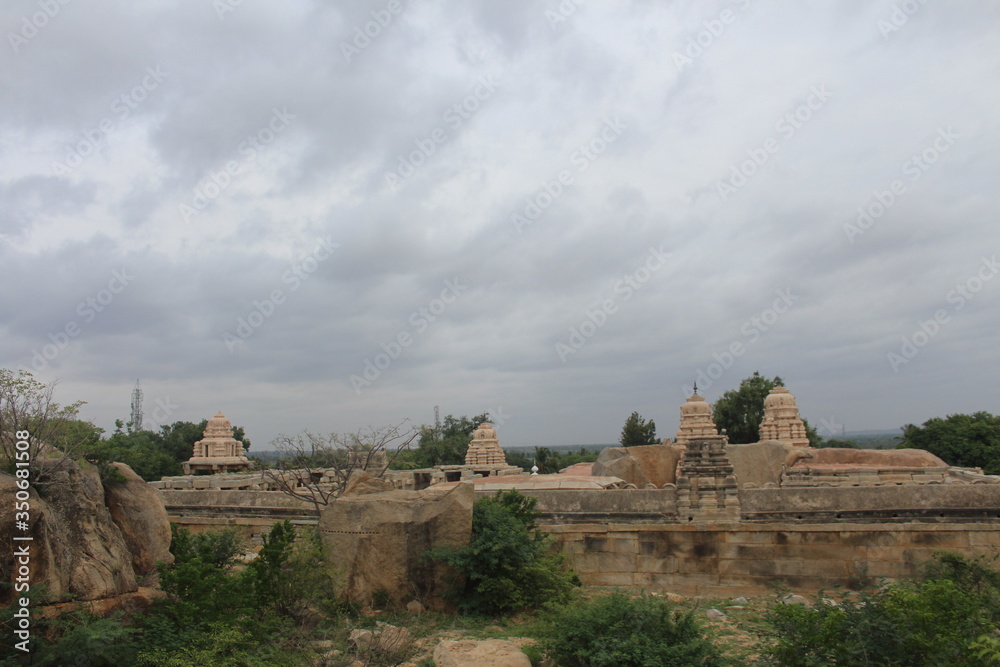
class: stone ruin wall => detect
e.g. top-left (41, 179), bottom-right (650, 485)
top-left (157, 479), bottom-right (1000, 593)
top-left (503, 484), bottom-right (1000, 596)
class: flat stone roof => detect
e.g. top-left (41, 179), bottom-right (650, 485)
top-left (432, 473), bottom-right (625, 491)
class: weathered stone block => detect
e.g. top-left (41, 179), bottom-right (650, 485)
top-left (319, 481), bottom-right (473, 610)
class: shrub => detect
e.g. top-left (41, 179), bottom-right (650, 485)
top-left (761, 551), bottom-right (1000, 666)
top-left (0, 610), bottom-right (139, 666)
top-left (155, 526), bottom-right (247, 631)
top-left (426, 490), bottom-right (578, 616)
top-left (543, 592), bottom-right (722, 666)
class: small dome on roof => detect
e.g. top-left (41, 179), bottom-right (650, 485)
top-left (472, 423), bottom-right (496, 440)
top-left (680, 394), bottom-right (711, 415)
top-left (764, 387), bottom-right (797, 409)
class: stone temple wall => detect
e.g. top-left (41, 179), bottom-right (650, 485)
top-left (545, 520), bottom-right (1000, 597)
top-left (480, 484), bottom-right (1000, 594)
top-left (160, 481), bottom-right (1000, 593)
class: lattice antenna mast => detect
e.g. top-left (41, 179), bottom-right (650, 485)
top-left (434, 405), bottom-right (441, 429)
top-left (130, 379), bottom-right (144, 431)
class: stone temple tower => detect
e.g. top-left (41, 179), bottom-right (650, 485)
top-left (758, 387), bottom-right (810, 447)
top-left (183, 411), bottom-right (251, 474)
top-left (464, 423), bottom-right (507, 467)
top-left (675, 392), bottom-right (720, 446)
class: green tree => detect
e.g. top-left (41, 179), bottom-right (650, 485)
top-left (712, 371), bottom-right (822, 446)
top-left (899, 412), bottom-right (1000, 475)
top-left (619, 412), bottom-right (658, 447)
top-left (80, 419), bottom-right (252, 483)
top-left (97, 426), bottom-right (180, 481)
top-left (820, 438), bottom-right (859, 449)
top-left (506, 446), bottom-right (599, 474)
top-left (407, 412), bottom-right (489, 467)
top-left (426, 490), bottom-right (578, 615)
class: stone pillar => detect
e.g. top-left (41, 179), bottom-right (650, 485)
top-left (675, 436), bottom-right (740, 520)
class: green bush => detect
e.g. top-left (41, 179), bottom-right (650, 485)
top-left (543, 592), bottom-right (722, 666)
top-left (154, 526), bottom-right (247, 631)
top-left (0, 610), bottom-right (139, 666)
top-left (426, 490), bottom-right (578, 616)
top-left (761, 551), bottom-right (1000, 666)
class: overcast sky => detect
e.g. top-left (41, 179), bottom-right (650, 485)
top-left (2, 1), bottom-right (998, 449)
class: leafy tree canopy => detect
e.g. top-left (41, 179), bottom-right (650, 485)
top-left (899, 411), bottom-right (1000, 475)
top-left (619, 411), bottom-right (658, 447)
top-left (426, 489), bottom-right (578, 615)
top-left (506, 446), bottom-right (598, 474)
top-left (399, 412), bottom-right (489, 468)
top-left (711, 371), bottom-right (822, 446)
top-left (81, 418), bottom-right (252, 483)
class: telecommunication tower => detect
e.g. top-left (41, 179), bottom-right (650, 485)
top-left (434, 405), bottom-right (440, 429)
top-left (130, 379), bottom-right (144, 431)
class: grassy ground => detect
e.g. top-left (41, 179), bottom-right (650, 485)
top-left (314, 589), bottom-right (781, 666)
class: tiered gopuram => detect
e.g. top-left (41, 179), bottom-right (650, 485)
top-left (182, 411), bottom-right (252, 475)
top-left (674, 392), bottom-right (721, 446)
top-left (758, 387), bottom-right (810, 447)
top-left (464, 422), bottom-right (508, 467)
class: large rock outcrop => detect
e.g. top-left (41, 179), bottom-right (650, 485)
top-left (104, 462), bottom-right (173, 576)
top-left (727, 440), bottom-right (813, 487)
top-left (0, 460), bottom-right (171, 605)
top-left (801, 447), bottom-right (947, 468)
top-left (591, 445), bottom-right (684, 488)
top-left (319, 478), bottom-right (473, 609)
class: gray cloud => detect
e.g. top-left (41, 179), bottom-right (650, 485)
top-left (1, 0), bottom-right (998, 448)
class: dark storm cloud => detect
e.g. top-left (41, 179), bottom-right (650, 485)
top-left (0, 0), bottom-right (997, 447)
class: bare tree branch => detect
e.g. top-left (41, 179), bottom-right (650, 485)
top-left (0, 369), bottom-right (89, 488)
top-left (262, 420), bottom-right (418, 512)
